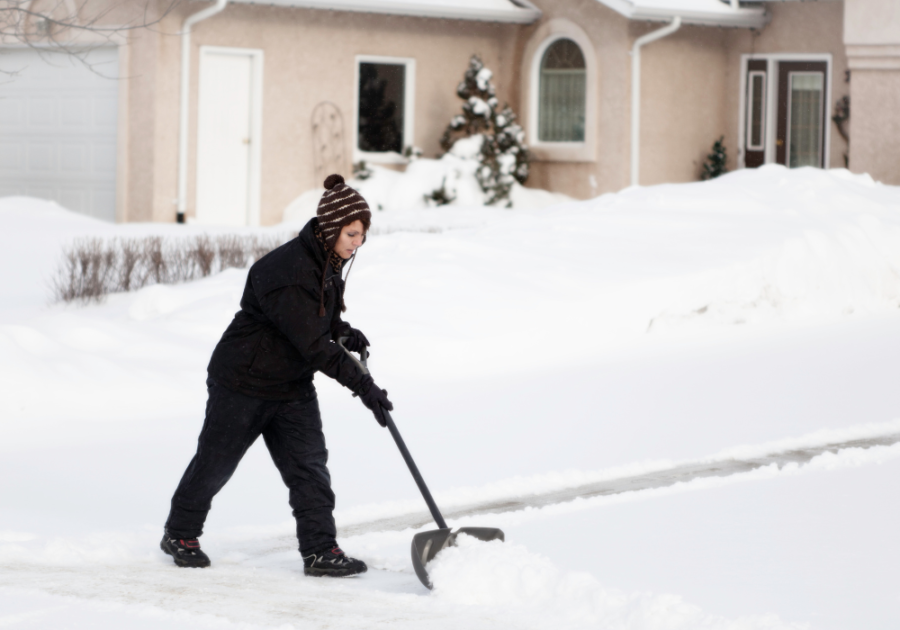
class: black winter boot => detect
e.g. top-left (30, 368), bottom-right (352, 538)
top-left (303, 545), bottom-right (367, 577)
top-left (160, 534), bottom-right (211, 568)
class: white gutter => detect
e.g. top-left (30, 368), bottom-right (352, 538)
top-left (630, 16), bottom-right (681, 187)
top-left (595, 0), bottom-right (766, 29)
top-left (177, 0), bottom-right (229, 223)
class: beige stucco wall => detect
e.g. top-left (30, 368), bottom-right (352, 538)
top-left (844, 0), bottom-right (900, 184)
top-left (723, 1), bottom-right (849, 171)
top-left (124, 2), bottom-right (519, 225)
top-left (845, 0), bottom-right (900, 44)
top-left (634, 23), bottom-right (728, 186)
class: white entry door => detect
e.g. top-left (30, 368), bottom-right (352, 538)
top-left (0, 47), bottom-right (119, 221)
top-left (196, 47), bottom-right (262, 226)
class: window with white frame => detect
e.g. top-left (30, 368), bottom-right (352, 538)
top-left (538, 38), bottom-right (586, 143)
top-left (355, 56), bottom-right (415, 160)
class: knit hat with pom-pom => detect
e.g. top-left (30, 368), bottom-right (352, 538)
top-left (316, 174), bottom-right (371, 249)
top-left (314, 174), bottom-right (371, 317)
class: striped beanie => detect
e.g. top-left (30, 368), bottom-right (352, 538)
top-left (317, 174), bottom-right (371, 248)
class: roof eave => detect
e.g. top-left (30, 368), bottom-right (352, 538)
top-left (631, 6), bottom-right (769, 28)
top-left (598, 0), bottom-right (768, 29)
top-left (230, 0), bottom-right (542, 24)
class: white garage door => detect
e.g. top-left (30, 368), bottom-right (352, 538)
top-left (0, 47), bottom-right (119, 222)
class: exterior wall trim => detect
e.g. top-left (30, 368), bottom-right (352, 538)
top-left (352, 54), bottom-right (417, 165)
top-left (522, 18), bottom-right (598, 163)
top-left (737, 53), bottom-right (832, 170)
top-left (114, 41), bottom-right (130, 223)
top-left (847, 45), bottom-right (900, 70)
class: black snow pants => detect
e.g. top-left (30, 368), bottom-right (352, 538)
top-left (165, 377), bottom-right (336, 556)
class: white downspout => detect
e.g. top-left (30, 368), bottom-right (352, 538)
top-left (630, 16), bottom-right (681, 187)
top-left (177, 0), bottom-right (229, 223)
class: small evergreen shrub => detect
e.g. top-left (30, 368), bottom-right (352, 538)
top-left (440, 55), bottom-right (530, 207)
top-left (701, 136), bottom-right (728, 180)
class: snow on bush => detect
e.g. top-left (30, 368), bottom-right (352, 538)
top-left (283, 156), bottom-right (570, 222)
top-left (439, 55), bottom-right (530, 207)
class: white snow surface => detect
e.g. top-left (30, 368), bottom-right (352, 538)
top-left (284, 154), bottom-right (570, 221)
top-left (3, 165), bottom-right (900, 628)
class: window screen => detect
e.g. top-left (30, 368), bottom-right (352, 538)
top-left (538, 39), bottom-right (586, 142)
top-left (357, 62), bottom-right (405, 153)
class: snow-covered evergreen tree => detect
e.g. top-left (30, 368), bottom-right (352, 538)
top-left (440, 55), bottom-right (530, 206)
top-left (701, 136), bottom-right (728, 180)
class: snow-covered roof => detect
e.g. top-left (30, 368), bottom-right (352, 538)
top-left (596, 0), bottom-right (768, 28)
top-left (227, 0), bottom-right (542, 24)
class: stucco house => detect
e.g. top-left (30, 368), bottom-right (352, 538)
top-left (1, 0), bottom-right (897, 226)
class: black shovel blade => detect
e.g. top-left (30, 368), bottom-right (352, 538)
top-left (411, 527), bottom-right (505, 589)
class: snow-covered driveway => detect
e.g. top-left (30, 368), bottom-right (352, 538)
top-left (2, 166), bottom-right (900, 628)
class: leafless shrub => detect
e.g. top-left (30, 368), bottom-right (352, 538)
top-left (142, 236), bottom-right (166, 286)
top-left (191, 235), bottom-right (216, 277)
top-left (250, 235), bottom-right (283, 263)
top-left (51, 248), bottom-right (80, 303)
top-left (117, 238), bottom-right (141, 292)
top-left (217, 235), bottom-right (248, 270)
top-left (52, 232), bottom-right (293, 304)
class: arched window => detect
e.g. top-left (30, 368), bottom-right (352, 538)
top-left (538, 39), bottom-right (586, 143)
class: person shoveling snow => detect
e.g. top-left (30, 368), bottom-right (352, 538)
top-left (161, 174), bottom-right (392, 577)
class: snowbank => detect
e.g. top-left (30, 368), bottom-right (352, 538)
top-left (282, 151), bottom-right (572, 223)
top-left (429, 536), bottom-right (804, 630)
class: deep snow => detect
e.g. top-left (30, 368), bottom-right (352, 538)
top-left (2, 165), bottom-right (900, 628)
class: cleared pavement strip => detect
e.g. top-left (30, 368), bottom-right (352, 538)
top-left (339, 433), bottom-right (900, 537)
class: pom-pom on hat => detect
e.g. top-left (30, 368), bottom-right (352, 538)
top-left (316, 174), bottom-right (371, 248)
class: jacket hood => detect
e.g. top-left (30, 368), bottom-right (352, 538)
top-left (298, 217), bottom-right (328, 268)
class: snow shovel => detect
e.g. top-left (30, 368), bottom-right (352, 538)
top-left (337, 338), bottom-right (505, 589)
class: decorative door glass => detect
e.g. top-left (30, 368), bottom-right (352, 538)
top-left (788, 73), bottom-right (823, 168)
top-left (747, 71), bottom-right (766, 150)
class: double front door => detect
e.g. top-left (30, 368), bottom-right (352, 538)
top-left (743, 58), bottom-right (828, 169)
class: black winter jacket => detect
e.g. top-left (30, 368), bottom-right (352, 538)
top-left (207, 218), bottom-right (367, 400)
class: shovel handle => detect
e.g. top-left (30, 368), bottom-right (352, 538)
top-left (337, 338), bottom-right (448, 530)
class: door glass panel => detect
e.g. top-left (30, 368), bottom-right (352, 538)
top-left (747, 72), bottom-right (766, 150)
top-left (788, 73), bottom-right (823, 168)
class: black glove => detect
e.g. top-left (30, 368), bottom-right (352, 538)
top-left (332, 321), bottom-right (370, 353)
top-left (357, 374), bottom-right (393, 428)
